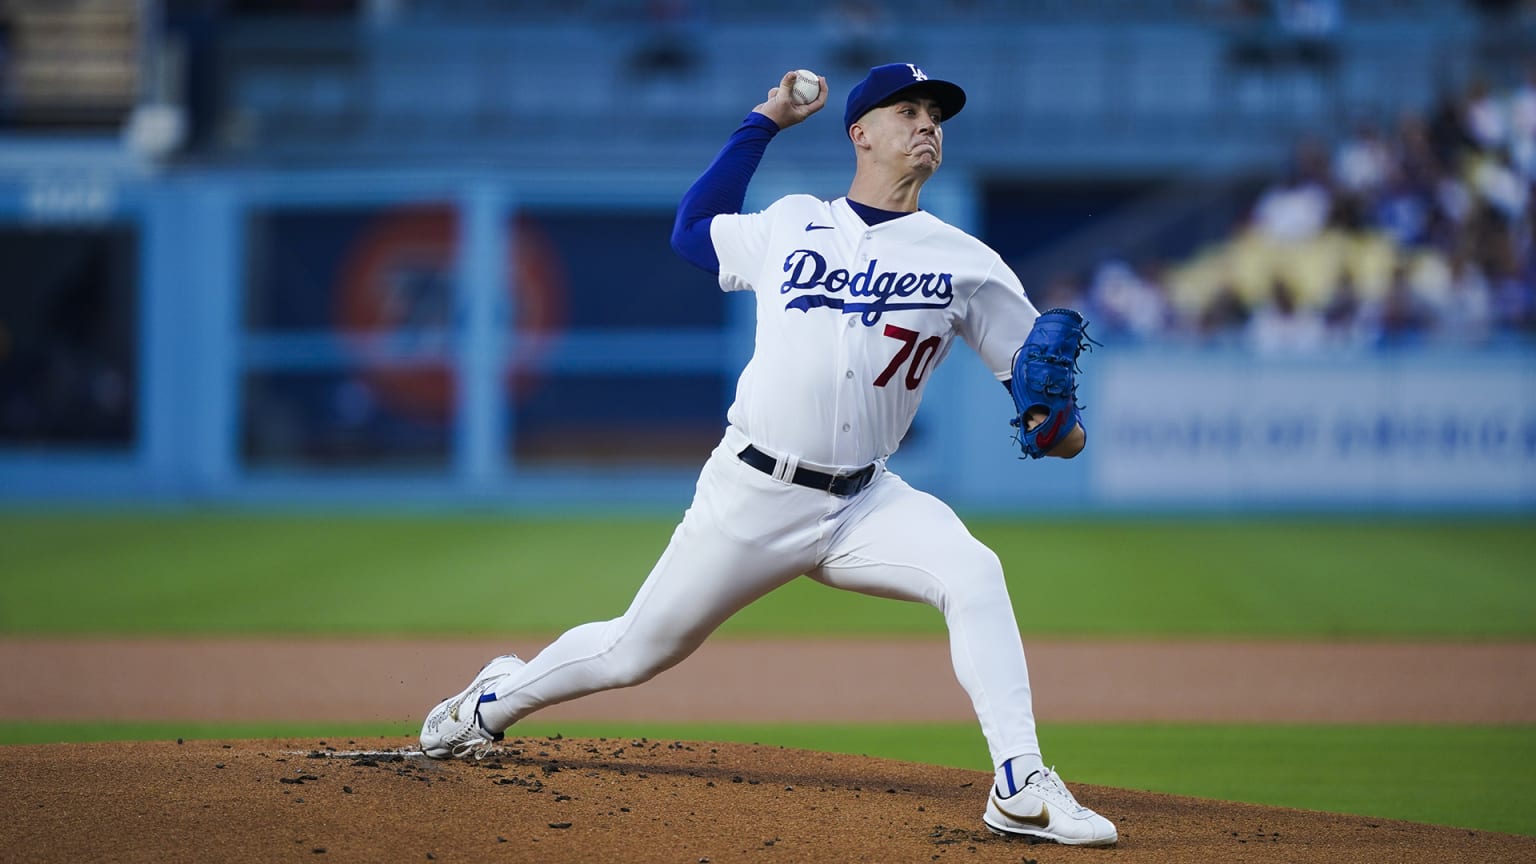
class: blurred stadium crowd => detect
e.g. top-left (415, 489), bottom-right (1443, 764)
top-left (1054, 67), bottom-right (1536, 352)
top-left (158, 0), bottom-right (1527, 355)
top-left (1, 1), bottom-right (1534, 370)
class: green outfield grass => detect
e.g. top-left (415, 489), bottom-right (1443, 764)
top-left (2, 721), bottom-right (1530, 837)
top-left (1, 512), bottom-right (1532, 638)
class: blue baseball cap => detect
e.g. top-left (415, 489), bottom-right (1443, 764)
top-left (843, 63), bottom-right (967, 133)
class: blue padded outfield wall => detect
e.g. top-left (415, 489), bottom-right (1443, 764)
top-left (0, 160), bottom-right (1530, 513)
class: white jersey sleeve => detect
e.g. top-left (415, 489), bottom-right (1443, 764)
top-left (709, 195), bottom-right (820, 294)
top-left (956, 254), bottom-right (1040, 381)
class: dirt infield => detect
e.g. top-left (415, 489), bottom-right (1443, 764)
top-left (4, 737), bottom-right (1532, 864)
top-left (3, 637), bottom-right (1534, 863)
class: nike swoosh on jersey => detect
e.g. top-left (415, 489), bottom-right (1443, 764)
top-left (994, 795), bottom-right (1052, 828)
top-left (804, 222), bottom-right (835, 231)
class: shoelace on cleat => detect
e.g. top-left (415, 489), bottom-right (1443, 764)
top-left (1027, 768), bottom-right (1088, 814)
top-left (441, 706), bottom-right (497, 760)
top-left (450, 734), bottom-right (496, 760)
top-left (437, 678), bottom-right (502, 759)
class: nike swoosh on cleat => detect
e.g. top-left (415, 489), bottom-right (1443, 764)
top-left (804, 222), bottom-right (835, 231)
top-left (994, 796), bottom-right (1052, 829)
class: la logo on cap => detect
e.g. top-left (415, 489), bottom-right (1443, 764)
top-left (843, 63), bottom-right (967, 131)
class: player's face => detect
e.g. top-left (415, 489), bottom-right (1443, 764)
top-left (865, 96), bottom-right (944, 175)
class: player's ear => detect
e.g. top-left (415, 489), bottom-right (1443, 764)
top-left (848, 121), bottom-right (871, 151)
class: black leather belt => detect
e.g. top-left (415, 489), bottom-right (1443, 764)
top-left (738, 445), bottom-right (878, 497)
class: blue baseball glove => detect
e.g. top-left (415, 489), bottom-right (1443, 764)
top-left (1009, 308), bottom-right (1095, 459)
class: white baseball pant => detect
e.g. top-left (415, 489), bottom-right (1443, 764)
top-left (476, 426), bottom-right (1041, 768)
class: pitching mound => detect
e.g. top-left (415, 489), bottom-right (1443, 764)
top-left (4, 737), bottom-right (1529, 863)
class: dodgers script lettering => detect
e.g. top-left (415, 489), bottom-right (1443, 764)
top-left (779, 249), bottom-right (955, 325)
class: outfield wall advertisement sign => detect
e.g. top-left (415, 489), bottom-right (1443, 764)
top-left (1092, 352), bottom-right (1536, 506)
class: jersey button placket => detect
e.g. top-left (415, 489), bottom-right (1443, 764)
top-left (836, 360), bottom-right (856, 445)
top-left (834, 289), bottom-right (858, 462)
top-left (832, 225), bottom-right (870, 461)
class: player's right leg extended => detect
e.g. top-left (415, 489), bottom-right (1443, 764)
top-left (421, 438), bottom-right (828, 759)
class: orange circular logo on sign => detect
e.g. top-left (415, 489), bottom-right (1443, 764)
top-left (336, 206), bottom-right (566, 421)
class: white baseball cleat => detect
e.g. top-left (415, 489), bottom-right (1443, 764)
top-left (982, 766), bottom-right (1118, 847)
top-left (419, 654), bottom-right (525, 760)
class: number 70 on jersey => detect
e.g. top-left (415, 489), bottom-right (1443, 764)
top-left (874, 324), bottom-right (941, 391)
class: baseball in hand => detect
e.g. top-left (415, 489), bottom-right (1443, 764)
top-left (790, 69), bottom-right (821, 105)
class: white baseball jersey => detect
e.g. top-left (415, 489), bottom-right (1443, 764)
top-left (711, 194), bottom-right (1040, 468)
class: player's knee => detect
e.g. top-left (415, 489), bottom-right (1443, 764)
top-left (943, 544), bottom-right (1009, 607)
top-left (958, 542), bottom-right (1005, 585)
top-left (601, 654), bottom-right (657, 688)
top-left (600, 633), bottom-right (693, 689)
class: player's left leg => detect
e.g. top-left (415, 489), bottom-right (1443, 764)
top-left (808, 470), bottom-right (1115, 846)
top-left (808, 470), bottom-right (1040, 766)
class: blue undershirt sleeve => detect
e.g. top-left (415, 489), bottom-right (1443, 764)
top-left (670, 112), bottom-right (781, 273)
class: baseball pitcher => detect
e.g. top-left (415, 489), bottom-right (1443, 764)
top-left (420, 62), bottom-right (1114, 847)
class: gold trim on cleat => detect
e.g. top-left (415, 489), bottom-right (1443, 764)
top-left (993, 796), bottom-right (1051, 829)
